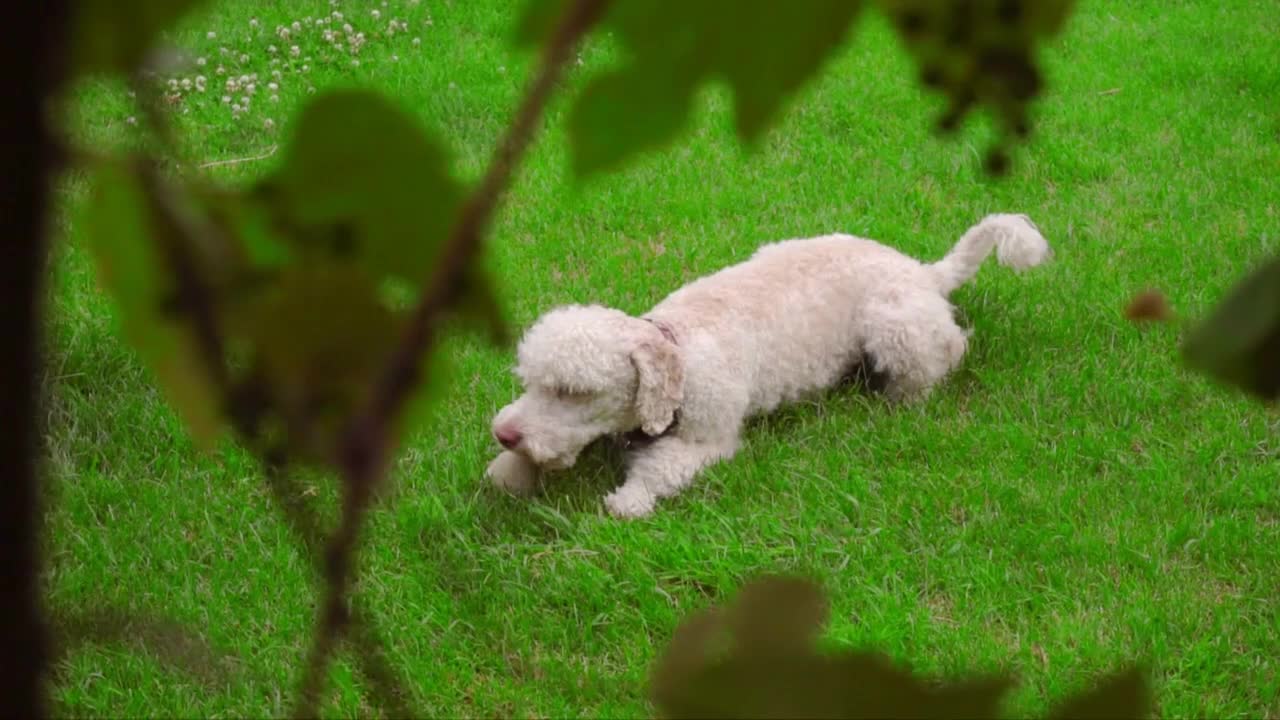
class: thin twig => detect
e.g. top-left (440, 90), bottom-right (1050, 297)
top-left (135, 160), bottom-right (231, 391)
top-left (197, 145), bottom-right (279, 170)
top-left (291, 0), bottom-right (610, 716)
top-left (262, 463), bottom-right (416, 717)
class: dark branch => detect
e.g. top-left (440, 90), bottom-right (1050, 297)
top-left (0, 3), bottom-right (71, 717)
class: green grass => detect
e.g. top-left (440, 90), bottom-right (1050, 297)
top-left (43, 0), bottom-right (1280, 717)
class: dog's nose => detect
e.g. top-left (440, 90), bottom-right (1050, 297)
top-left (494, 425), bottom-right (523, 450)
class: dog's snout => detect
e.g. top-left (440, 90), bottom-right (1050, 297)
top-left (494, 425), bottom-right (523, 450)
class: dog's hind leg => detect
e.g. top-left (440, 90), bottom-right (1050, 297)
top-left (859, 294), bottom-right (969, 402)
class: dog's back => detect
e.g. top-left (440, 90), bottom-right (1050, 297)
top-left (648, 234), bottom-right (935, 414)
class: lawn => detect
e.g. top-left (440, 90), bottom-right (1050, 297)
top-left (43, 0), bottom-right (1280, 717)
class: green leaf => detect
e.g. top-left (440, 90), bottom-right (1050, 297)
top-left (513, 0), bottom-right (569, 47)
top-left (522, 0), bottom-right (864, 176)
top-left (70, 0), bottom-right (210, 78)
top-left (224, 264), bottom-right (407, 462)
top-left (1182, 256), bottom-right (1280, 400)
top-left (650, 575), bottom-right (1012, 719)
top-left (1048, 667), bottom-right (1150, 720)
top-left (84, 160), bottom-right (223, 446)
top-left (261, 90), bottom-right (467, 289)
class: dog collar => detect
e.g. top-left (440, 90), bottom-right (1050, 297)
top-left (644, 317), bottom-right (678, 345)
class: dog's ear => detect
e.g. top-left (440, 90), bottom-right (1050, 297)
top-left (631, 338), bottom-right (683, 435)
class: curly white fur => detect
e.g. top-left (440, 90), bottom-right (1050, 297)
top-left (488, 214), bottom-right (1051, 518)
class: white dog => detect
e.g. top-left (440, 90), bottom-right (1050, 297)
top-left (487, 214), bottom-right (1051, 518)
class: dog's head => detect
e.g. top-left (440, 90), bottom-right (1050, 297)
top-left (490, 304), bottom-right (683, 470)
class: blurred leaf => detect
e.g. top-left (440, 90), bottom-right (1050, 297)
top-left (70, 0), bottom-right (210, 78)
top-left (224, 263), bottom-right (406, 462)
top-left (455, 264), bottom-right (512, 347)
top-left (84, 159), bottom-right (223, 446)
top-left (1124, 289), bottom-right (1173, 323)
top-left (874, 0), bottom-right (1077, 172)
top-left (725, 575), bottom-right (828, 653)
top-left (261, 90), bottom-right (467, 289)
top-left (514, 0), bottom-right (567, 46)
top-left (1048, 666), bottom-right (1150, 719)
top-left (650, 575), bottom-right (1012, 719)
top-left (519, 0), bottom-right (864, 176)
top-left (518, 0), bottom-right (1075, 176)
top-left (1182, 257), bottom-right (1280, 399)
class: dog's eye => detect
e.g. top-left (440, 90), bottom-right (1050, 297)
top-left (555, 387), bottom-right (590, 400)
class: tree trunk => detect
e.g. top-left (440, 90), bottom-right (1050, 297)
top-left (0, 3), bottom-right (69, 717)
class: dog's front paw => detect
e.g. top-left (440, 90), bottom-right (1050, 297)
top-left (604, 485), bottom-right (655, 519)
top-left (486, 451), bottom-right (539, 496)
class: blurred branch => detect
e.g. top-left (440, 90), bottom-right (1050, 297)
top-left (293, 0), bottom-right (609, 715)
top-left (0, 3), bottom-right (71, 718)
top-left (262, 462), bottom-right (416, 717)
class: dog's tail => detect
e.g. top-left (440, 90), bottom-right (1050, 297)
top-left (930, 213), bottom-right (1052, 294)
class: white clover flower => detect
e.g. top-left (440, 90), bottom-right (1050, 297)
top-left (292, 21), bottom-right (302, 32)
top-left (270, 94), bottom-right (280, 103)
top-left (372, 9), bottom-right (381, 20)
top-left (301, 64), bottom-right (310, 72)
top-left (390, 54), bottom-right (399, 62)
top-left (290, 45), bottom-right (301, 57)
top-left (216, 65), bottom-right (226, 75)
top-left (412, 37), bottom-right (421, 47)
top-left (268, 45), bottom-right (278, 54)
top-left (307, 86), bottom-right (316, 94)
top-left (206, 31), bottom-right (216, 39)
top-left (264, 118), bottom-right (275, 130)
top-left (246, 83), bottom-right (256, 94)
top-left (196, 57), bottom-right (207, 66)
top-left (250, 18), bottom-right (259, 28)
top-left (351, 58), bottom-right (360, 67)
top-left (343, 23), bottom-right (353, 34)
top-left (268, 82), bottom-right (279, 91)
top-left (221, 95), bottom-right (231, 103)
top-left (126, 116), bottom-right (137, 125)
top-left (181, 78), bottom-right (192, 90)
top-left (239, 53), bottom-right (249, 63)
top-left (272, 70), bottom-right (283, 80)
